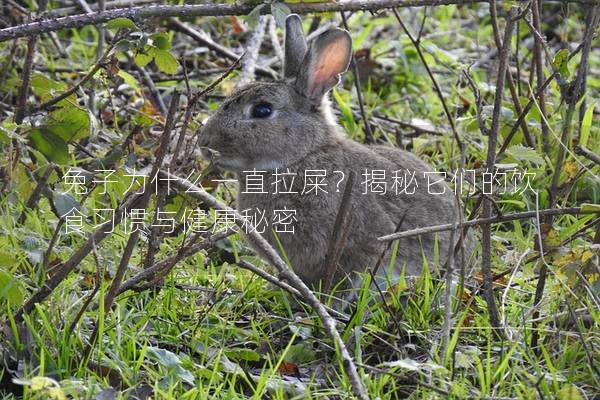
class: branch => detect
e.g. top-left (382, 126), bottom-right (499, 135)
top-left (378, 206), bottom-right (597, 242)
top-left (118, 230), bottom-right (234, 294)
top-left (18, 163), bottom-right (56, 223)
top-left (531, 0), bottom-right (550, 154)
top-left (46, 0), bottom-right (157, 17)
top-left (83, 93), bottom-right (181, 362)
top-left (488, 1), bottom-right (535, 148)
top-left (168, 18), bottom-right (275, 79)
top-left (106, 92), bottom-right (180, 308)
top-left (33, 37), bottom-right (117, 113)
top-left (479, 5), bottom-right (519, 332)
top-left (392, 8), bottom-right (463, 149)
top-left (172, 54), bottom-right (243, 168)
top-left (16, 191), bottom-right (143, 321)
top-left (341, 12), bottom-right (375, 143)
top-left (163, 170), bottom-right (369, 400)
top-left (14, 36), bottom-right (37, 124)
top-left (1, 0), bottom-right (593, 43)
top-left (575, 145), bottom-right (600, 166)
top-left (237, 16), bottom-right (268, 87)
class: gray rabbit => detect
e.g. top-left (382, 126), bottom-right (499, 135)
top-left (199, 15), bottom-right (468, 291)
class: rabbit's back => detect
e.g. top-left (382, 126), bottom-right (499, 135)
top-left (238, 138), bottom-right (461, 288)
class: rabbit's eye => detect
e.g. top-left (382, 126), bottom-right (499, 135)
top-left (251, 103), bottom-right (273, 119)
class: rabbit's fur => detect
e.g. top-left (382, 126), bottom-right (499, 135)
top-left (199, 15), bottom-right (469, 291)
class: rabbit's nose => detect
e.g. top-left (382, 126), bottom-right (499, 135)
top-left (197, 126), bottom-right (211, 147)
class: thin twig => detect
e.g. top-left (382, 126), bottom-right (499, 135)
top-left (392, 8), bottom-right (463, 149)
top-left (497, 72), bottom-right (557, 156)
top-left (531, 0), bottom-right (549, 154)
top-left (1, 1), bottom-right (594, 43)
top-left (479, 6), bottom-right (518, 333)
top-left (237, 16), bottom-right (268, 87)
top-left (65, 240), bottom-right (102, 341)
top-left (133, 60), bottom-right (167, 115)
top-left (172, 54), bottom-right (243, 168)
top-left (46, 0), bottom-right (157, 17)
top-left (497, 37), bottom-right (587, 156)
top-left (14, 36), bottom-right (37, 124)
top-left (16, 191), bottom-right (143, 321)
top-left (489, 1), bottom-right (535, 148)
top-left (549, 5), bottom-right (599, 207)
top-left (530, 5), bottom-right (600, 351)
top-left (168, 18), bottom-right (274, 79)
top-left (18, 163), bottom-right (56, 224)
top-left (118, 230), bottom-right (235, 294)
top-left (564, 300), bottom-right (600, 381)
top-left (378, 207), bottom-right (596, 242)
top-left (33, 38), bottom-right (118, 113)
top-left (341, 12), bottom-right (375, 144)
top-left (575, 146), bottom-right (600, 166)
top-left (238, 259), bottom-right (349, 321)
top-left (84, 92), bottom-right (180, 361)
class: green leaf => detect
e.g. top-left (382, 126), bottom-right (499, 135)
top-left (579, 102), bottom-right (595, 148)
top-left (106, 17), bottom-right (137, 31)
top-left (505, 144), bottom-right (544, 165)
top-left (285, 343), bottom-right (316, 364)
top-left (581, 203), bottom-right (600, 213)
top-left (332, 88), bottom-right (357, 132)
top-left (30, 73), bottom-right (72, 104)
top-left (146, 347), bottom-right (195, 385)
top-left (558, 384), bottom-right (585, 400)
top-left (12, 377), bottom-right (66, 400)
top-left (150, 32), bottom-right (171, 50)
top-left (47, 106), bottom-right (91, 142)
top-left (245, 3), bottom-right (266, 28)
top-left (115, 39), bottom-right (131, 52)
top-left (153, 48), bottom-right (179, 74)
top-left (134, 50), bottom-right (154, 68)
top-left (0, 250), bottom-right (14, 267)
top-left (147, 347), bottom-right (181, 368)
top-left (0, 269), bottom-right (24, 306)
top-left (271, 2), bottom-right (291, 28)
top-left (224, 348), bottom-right (261, 362)
top-left (54, 191), bottom-right (81, 216)
top-left (30, 128), bottom-right (69, 165)
top-left (552, 49), bottom-right (570, 78)
top-left (117, 70), bottom-right (141, 95)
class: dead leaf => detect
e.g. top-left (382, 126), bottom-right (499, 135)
top-left (563, 160), bottom-right (578, 179)
top-left (278, 362), bottom-right (300, 376)
top-left (229, 16), bottom-right (246, 34)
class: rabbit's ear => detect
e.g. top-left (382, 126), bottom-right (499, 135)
top-left (294, 29), bottom-right (352, 100)
top-left (284, 14), bottom-right (307, 79)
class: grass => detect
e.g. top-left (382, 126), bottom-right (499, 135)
top-left (1, 3), bottom-right (599, 399)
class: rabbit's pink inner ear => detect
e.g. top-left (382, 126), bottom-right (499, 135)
top-left (307, 36), bottom-right (351, 97)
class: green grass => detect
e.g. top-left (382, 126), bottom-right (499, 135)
top-left (1, 2), bottom-right (600, 399)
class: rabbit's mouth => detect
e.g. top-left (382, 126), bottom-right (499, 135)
top-left (200, 147), bottom-right (245, 172)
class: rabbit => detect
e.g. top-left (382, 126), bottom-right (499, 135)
top-left (199, 14), bottom-right (470, 292)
